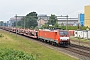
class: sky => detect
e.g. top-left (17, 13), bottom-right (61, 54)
top-left (0, 0), bottom-right (90, 22)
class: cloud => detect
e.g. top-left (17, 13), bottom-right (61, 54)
top-left (69, 9), bottom-right (84, 17)
top-left (0, 0), bottom-right (90, 21)
top-left (6, 12), bottom-right (15, 14)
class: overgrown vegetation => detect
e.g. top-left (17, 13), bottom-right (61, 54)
top-left (0, 34), bottom-right (4, 37)
top-left (71, 37), bottom-right (90, 43)
top-left (41, 24), bottom-right (88, 30)
top-left (0, 48), bottom-right (35, 60)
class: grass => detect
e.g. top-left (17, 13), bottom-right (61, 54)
top-left (0, 30), bottom-right (77, 60)
top-left (70, 37), bottom-right (90, 43)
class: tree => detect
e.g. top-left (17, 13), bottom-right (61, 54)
top-left (16, 11), bottom-right (38, 28)
top-left (25, 16), bottom-right (38, 28)
top-left (61, 22), bottom-right (64, 26)
top-left (41, 23), bottom-right (49, 29)
top-left (54, 23), bottom-right (59, 27)
top-left (0, 21), bottom-right (4, 26)
top-left (25, 12), bottom-right (38, 28)
top-left (48, 14), bottom-right (58, 25)
top-left (26, 11), bottom-right (38, 19)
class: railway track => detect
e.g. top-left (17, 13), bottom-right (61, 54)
top-left (32, 37), bottom-right (90, 59)
top-left (70, 44), bottom-right (90, 51)
top-left (34, 38), bottom-right (90, 59)
top-left (1, 29), bottom-right (90, 60)
top-left (65, 46), bottom-right (90, 58)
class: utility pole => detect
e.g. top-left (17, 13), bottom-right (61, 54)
top-left (40, 16), bottom-right (41, 28)
top-left (24, 17), bottom-right (25, 29)
top-left (66, 15), bottom-right (68, 30)
top-left (15, 16), bottom-right (25, 29)
top-left (15, 14), bottom-right (17, 37)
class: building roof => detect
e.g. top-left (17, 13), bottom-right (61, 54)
top-left (38, 15), bottom-right (50, 21)
top-left (38, 14), bottom-right (47, 17)
top-left (85, 5), bottom-right (90, 7)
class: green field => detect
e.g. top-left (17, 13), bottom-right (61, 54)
top-left (70, 37), bottom-right (90, 43)
top-left (0, 30), bottom-right (77, 60)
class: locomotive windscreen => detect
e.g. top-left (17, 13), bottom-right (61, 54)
top-left (60, 31), bottom-right (68, 35)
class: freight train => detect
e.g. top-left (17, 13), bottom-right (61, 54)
top-left (0, 27), bottom-right (70, 47)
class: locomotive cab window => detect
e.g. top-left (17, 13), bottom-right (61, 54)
top-left (60, 31), bottom-right (68, 35)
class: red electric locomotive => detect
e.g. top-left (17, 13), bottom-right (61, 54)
top-left (38, 29), bottom-right (70, 46)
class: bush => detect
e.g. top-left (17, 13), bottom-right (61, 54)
top-left (0, 34), bottom-right (3, 37)
top-left (0, 48), bottom-right (35, 60)
top-left (41, 24), bottom-right (88, 30)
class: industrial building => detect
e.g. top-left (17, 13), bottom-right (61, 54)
top-left (84, 5), bottom-right (90, 27)
top-left (79, 13), bottom-right (84, 26)
top-left (37, 14), bottom-right (79, 27)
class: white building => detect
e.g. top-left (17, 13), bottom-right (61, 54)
top-left (57, 17), bottom-right (78, 26)
top-left (9, 17), bottom-right (23, 27)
